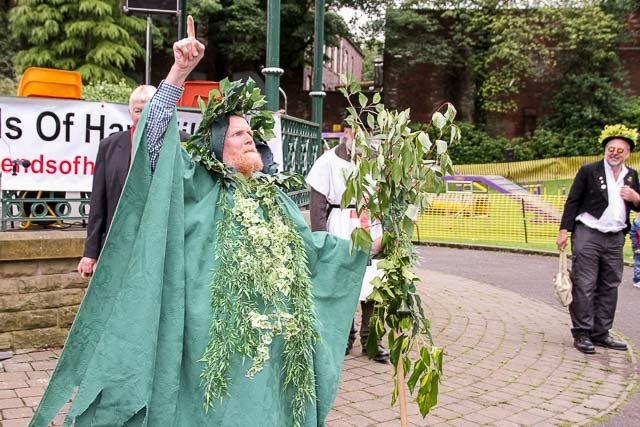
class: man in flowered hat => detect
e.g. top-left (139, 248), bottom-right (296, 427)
top-left (557, 124), bottom-right (640, 354)
top-left (30, 16), bottom-right (368, 427)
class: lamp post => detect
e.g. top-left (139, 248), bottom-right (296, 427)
top-left (310, 0), bottom-right (325, 141)
top-left (263, 0), bottom-right (284, 111)
top-left (178, 0), bottom-right (188, 39)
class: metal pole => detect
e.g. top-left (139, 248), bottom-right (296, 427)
top-left (262, 0), bottom-right (283, 111)
top-left (178, 0), bottom-right (188, 39)
top-left (145, 15), bottom-right (152, 85)
top-left (310, 0), bottom-right (325, 139)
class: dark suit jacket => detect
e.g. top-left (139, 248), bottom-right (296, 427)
top-left (84, 129), bottom-right (190, 258)
top-left (559, 160), bottom-right (640, 233)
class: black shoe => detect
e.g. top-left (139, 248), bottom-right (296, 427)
top-left (363, 346), bottom-right (390, 363)
top-left (345, 343), bottom-right (353, 356)
top-left (592, 335), bottom-right (628, 351)
top-left (574, 335), bottom-right (596, 354)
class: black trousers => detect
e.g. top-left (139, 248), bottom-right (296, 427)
top-left (569, 223), bottom-right (624, 340)
top-left (348, 300), bottom-right (374, 348)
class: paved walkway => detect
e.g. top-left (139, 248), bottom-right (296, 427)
top-left (1, 258), bottom-right (638, 426)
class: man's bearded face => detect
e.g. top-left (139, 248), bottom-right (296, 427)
top-left (222, 115), bottom-right (263, 177)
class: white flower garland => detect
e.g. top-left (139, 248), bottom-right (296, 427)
top-left (199, 179), bottom-right (317, 427)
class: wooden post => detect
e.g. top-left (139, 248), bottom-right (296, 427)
top-left (397, 346), bottom-right (409, 426)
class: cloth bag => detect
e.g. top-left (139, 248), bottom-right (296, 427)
top-left (553, 249), bottom-right (573, 306)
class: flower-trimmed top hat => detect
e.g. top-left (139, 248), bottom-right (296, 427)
top-left (600, 124), bottom-right (639, 151)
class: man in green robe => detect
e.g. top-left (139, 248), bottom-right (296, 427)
top-left (30, 17), bottom-right (367, 427)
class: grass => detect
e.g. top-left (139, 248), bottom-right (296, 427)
top-left (415, 191), bottom-right (636, 263)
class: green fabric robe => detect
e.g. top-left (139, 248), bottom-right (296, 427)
top-left (29, 110), bottom-right (367, 427)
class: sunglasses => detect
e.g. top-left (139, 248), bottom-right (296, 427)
top-left (607, 146), bottom-right (626, 154)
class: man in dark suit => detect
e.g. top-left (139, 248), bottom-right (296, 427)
top-left (77, 86), bottom-right (190, 277)
top-left (557, 124), bottom-right (640, 354)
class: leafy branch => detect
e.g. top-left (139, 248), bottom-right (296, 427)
top-left (338, 73), bottom-right (460, 421)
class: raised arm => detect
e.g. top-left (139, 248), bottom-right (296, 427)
top-left (146, 16), bottom-right (205, 171)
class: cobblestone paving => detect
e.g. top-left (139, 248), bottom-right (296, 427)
top-left (329, 270), bottom-right (638, 426)
top-left (1, 269), bottom-right (637, 426)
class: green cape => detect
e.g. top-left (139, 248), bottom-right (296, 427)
top-left (30, 109), bottom-right (367, 426)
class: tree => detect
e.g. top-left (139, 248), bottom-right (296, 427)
top-left (10, 0), bottom-right (146, 83)
top-left (541, 5), bottom-right (629, 136)
top-left (377, 1), bottom-right (635, 128)
top-left (0, 2), bottom-right (17, 78)
top-left (190, 0), bottom-right (350, 79)
top-left (339, 73), bottom-right (459, 422)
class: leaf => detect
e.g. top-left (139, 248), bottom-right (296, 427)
top-left (349, 80), bottom-right (361, 94)
top-left (367, 288), bottom-right (384, 304)
top-left (341, 179), bottom-right (355, 210)
top-left (377, 110), bottom-right (387, 131)
top-left (407, 359), bottom-right (425, 393)
top-left (358, 92), bottom-right (368, 109)
top-left (436, 139), bottom-right (447, 155)
top-left (367, 112), bottom-right (375, 130)
top-left (350, 227), bottom-right (373, 254)
top-left (444, 103), bottom-right (457, 121)
top-left (373, 92), bottom-right (381, 104)
top-left (432, 111), bottom-right (446, 130)
top-left (418, 131), bottom-right (432, 153)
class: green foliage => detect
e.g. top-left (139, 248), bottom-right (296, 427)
top-left (444, 122), bottom-right (510, 164)
top-left (339, 73), bottom-right (459, 417)
top-left (361, 41), bottom-right (382, 82)
top-left (0, 4), bottom-right (17, 78)
top-left (191, 0), bottom-right (349, 75)
top-left (619, 96), bottom-right (640, 131)
top-left (203, 0), bottom-right (267, 65)
top-left (541, 5), bottom-right (629, 134)
top-left (328, 0), bottom-right (390, 41)
top-left (525, 128), bottom-right (599, 159)
top-left (10, 0), bottom-right (146, 83)
top-left (432, 122), bottom-right (625, 165)
top-left (83, 79), bottom-right (135, 103)
top-left (382, 1), bottom-right (634, 129)
top-left (385, 8), bottom-right (453, 67)
top-left (201, 181), bottom-right (316, 427)
top-left (0, 77), bottom-right (19, 97)
top-left (438, 122), bottom-right (606, 164)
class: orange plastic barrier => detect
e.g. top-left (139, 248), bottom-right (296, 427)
top-left (17, 67), bottom-right (82, 99)
top-left (177, 80), bottom-right (220, 107)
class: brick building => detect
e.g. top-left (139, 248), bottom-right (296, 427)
top-left (302, 37), bottom-right (364, 92)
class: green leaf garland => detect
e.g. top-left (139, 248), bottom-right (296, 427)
top-left (199, 178), bottom-right (317, 427)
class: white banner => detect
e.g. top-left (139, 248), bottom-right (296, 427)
top-left (0, 96), bottom-right (202, 192)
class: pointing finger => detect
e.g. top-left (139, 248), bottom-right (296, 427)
top-left (187, 15), bottom-right (195, 38)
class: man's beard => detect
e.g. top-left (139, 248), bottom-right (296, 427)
top-left (234, 150), bottom-right (263, 176)
top-left (342, 137), bottom-right (361, 157)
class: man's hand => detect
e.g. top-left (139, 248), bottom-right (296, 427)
top-left (621, 185), bottom-right (640, 206)
top-left (77, 257), bottom-right (97, 278)
top-left (556, 229), bottom-right (569, 251)
top-left (371, 236), bottom-right (383, 255)
top-left (165, 15), bottom-right (205, 87)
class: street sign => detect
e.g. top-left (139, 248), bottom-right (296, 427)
top-left (122, 0), bottom-right (180, 15)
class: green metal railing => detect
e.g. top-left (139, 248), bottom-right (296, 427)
top-left (280, 114), bottom-right (322, 206)
top-left (1, 115), bottom-right (321, 231)
top-left (1, 191), bottom-right (90, 231)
